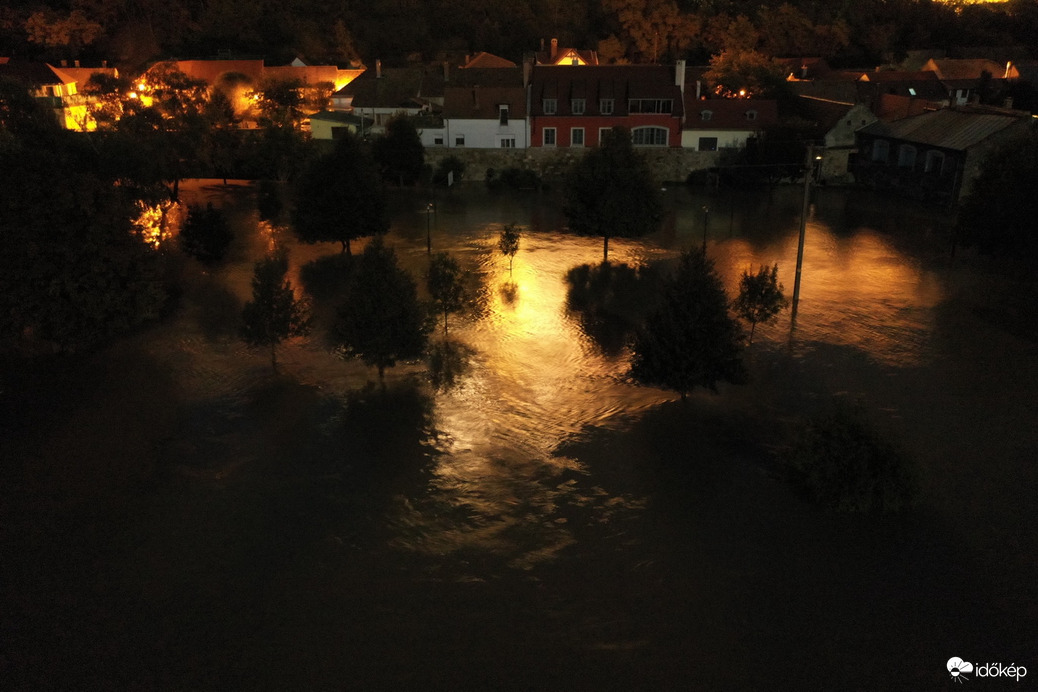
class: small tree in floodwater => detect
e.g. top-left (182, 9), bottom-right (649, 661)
top-left (498, 223), bottom-right (521, 274)
top-left (783, 401), bottom-right (917, 513)
top-left (240, 249), bottom-right (312, 371)
top-left (630, 248), bottom-right (745, 400)
top-left (334, 237), bottom-right (429, 385)
top-left (427, 252), bottom-right (465, 338)
top-left (179, 202), bottom-right (233, 265)
top-left (734, 263), bottom-right (788, 344)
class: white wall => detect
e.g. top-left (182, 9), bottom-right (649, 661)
top-left (681, 128), bottom-right (757, 150)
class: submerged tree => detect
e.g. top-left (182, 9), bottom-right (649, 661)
top-left (292, 132), bottom-right (387, 255)
top-left (734, 263), bottom-right (788, 344)
top-left (240, 249), bottom-right (312, 371)
top-left (957, 131), bottom-right (1038, 255)
top-left (334, 237), bottom-right (429, 384)
top-left (564, 126), bottom-right (661, 263)
top-left (630, 248), bottom-right (745, 399)
top-left (427, 252), bottom-right (465, 338)
top-left (498, 223), bottom-right (522, 274)
top-left (372, 114), bottom-right (425, 186)
top-left (179, 202), bottom-right (233, 265)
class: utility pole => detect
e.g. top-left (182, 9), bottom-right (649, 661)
top-left (790, 145), bottom-right (816, 329)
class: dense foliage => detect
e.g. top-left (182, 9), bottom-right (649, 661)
top-left (564, 127), bottom-right (661, 263)
top-left (783, 402), bottom-right (917, 513)
top-left (4, 0), bottom-right (1036, 72)
top-left (333, 238), bottom-right (429, 383)
top-left (240, 249), bottom-right (312, 370)
top-left (630, 249), bottom-right (745, 399)
top-left (956, 131), bottom-right (1038, 255)
top-left (291, 133), bottom-right (387, 255)
top-left (179, 202), bottom-right (234, 265)
top-left (0, 81), bottom-right (168, 353)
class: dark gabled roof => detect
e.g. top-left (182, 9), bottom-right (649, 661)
top-left (534, 47), bottom-right (599, 66)
top-left (924, 58), bottom-right (1011, 81)
top-left (857, 70), bottom-right (947, 101)
top-left (446, 66), bottom-right (523, 89)
top-left (874, 93), bottom-right (941, 122)
top-left (462, 52), bottom-right (516, 69)
top-left (530, 65), bottom-right (683, 117)
top-left (684, 98), bottom-right (778, 131)
top-left (444, 85), bottom-right (527, 119)
top-left (775, 57), bottom-right (833, 80)
top-left (336, 66), bottom-right (445, 109)
top-left (857, 105), bottom-right (1032, 151)
top-left (0, 59), bottom-right (68, 87)
top-left (794, 95), bottom-right (857, 134)
top-left (309, 110), bottom-right (371, 127)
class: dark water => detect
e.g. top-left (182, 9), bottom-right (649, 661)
top-left (2, 181), bottom-right (1035, 690)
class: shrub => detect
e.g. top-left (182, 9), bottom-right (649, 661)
top-left (784, 402), bottom-right (917, 513)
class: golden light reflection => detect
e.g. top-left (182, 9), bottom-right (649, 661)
top-left (399, 231), bottom-right (665, 567)
top-left (714, 225), bottom-right (944, 365)
top-left (132, 200), bottom-right (184, 248)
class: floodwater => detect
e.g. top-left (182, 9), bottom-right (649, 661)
top-left (2, 181), bottom-right (1036, 690)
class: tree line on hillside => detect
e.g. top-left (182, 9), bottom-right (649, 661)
top-left (2, 0), bottom-right (1037, 72)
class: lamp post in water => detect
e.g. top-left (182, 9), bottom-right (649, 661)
top-left (790, 145), bottom-right (821, 329)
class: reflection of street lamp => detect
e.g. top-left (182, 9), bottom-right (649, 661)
top-left (702, 206), bottom-right (710, 250)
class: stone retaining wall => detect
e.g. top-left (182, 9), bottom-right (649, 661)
top-left (425, 147), bottom-right (721, 185)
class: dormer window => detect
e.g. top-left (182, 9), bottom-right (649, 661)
top-left (746, 110), bottom-right (757, 121)
top-left (499, 105), bottom-right (509, 125)
top-left (571, 98), bottom-right (586, 115)
top-left (543, 98), bottom-right (557, 115)
top-left (701, 110), bottom-right (713, 121)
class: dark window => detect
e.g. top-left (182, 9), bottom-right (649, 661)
top-left (543, 99), bottom-right (557, 115)
top-left (499, 105), bottom-right (509, 126)
top-left (698, 136), bottom-right (718, 152)
top-left (633, 126), bottom-right (669, 146)
top-left (629, 99), bottom-right (674, 114)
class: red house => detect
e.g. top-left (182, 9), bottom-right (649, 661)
top-left (528, 64), bottom-right (686, 148)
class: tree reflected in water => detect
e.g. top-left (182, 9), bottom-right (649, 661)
top-left (564, 261), bottom-right (662, 356)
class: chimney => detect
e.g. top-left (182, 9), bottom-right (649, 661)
top-left (74, 59), bottom-right (80, 68)
top-left (675, 60), bottom-right (686, 90)
top-left (540, 38), bottom-right (545, 52)
top-left (551, 38), bottom-right (558, 60)
top-left (801, 64), bottom-right (808, 79)
top-left (523, 57), bottom-right (532, 88)
top-left (376, 59), bottom-right (382, 78)
top-left (472, 87), bottom-right (479, 109)
top-left (1004, 96), bottom-right (1014, 109)
top-left (695, 80), bottom-right (701, 100)
top-left (60, 59), bottom-right (67, 67)
top-left (102, 60), bottom-right (107, 68)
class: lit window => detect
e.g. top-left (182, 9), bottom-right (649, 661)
top-left (632, 126), bottom-right (668, 146)
top-left (543, 127), bottom-right (556, 146)
top-left (543, 98), bottom-right (557, 114)
top-left (571, 127), bottom-right (584, 147)
top-left (600, 99), bottom-right (614, 115)
top-left (571, 98), bottom-right (585, 115)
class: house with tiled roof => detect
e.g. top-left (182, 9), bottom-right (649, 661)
top-left (331, 62), bottom-right (445, 135)
top-left (921, 58), bottom-right (1018, 106)
top-left (682, 97), bottom-right (778, 152)
top-left (462, 52), bottom-right (516, 69)
top-left (528, 63), bottom-right (684, 148)
top-left (0, 59), bottom-right (93, 130)
top-left (534, 39), bottom-right (598, 66)
top-left (852, 104), bottom-right (1035, 203)
top-left (436, 67), bottom-right (528, 148)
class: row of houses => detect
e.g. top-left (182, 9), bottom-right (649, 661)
top-left (319, 58), bottom-right (778, 155)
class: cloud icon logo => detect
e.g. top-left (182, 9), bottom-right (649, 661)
top-left (948, 658), bottom-right (974, 682)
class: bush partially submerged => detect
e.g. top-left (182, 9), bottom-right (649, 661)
top-left (784, 402), bottom-right (917, 513)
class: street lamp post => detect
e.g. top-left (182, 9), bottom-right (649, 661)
top-left (702, 206), bottom-right (710, 251)
top-left (426, 202), bottom-right (433, 254)
top-left (790, 145), bottom-right (820, 329)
